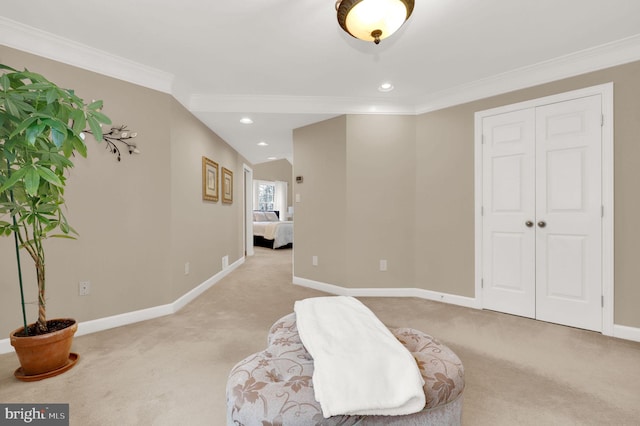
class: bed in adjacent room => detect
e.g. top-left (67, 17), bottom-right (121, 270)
top-left (253, 211), bottom-right (293, 249)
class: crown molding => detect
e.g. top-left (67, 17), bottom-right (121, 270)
top-left (415, 33), bottom-right (640, 114)
top-left (0, 17), bottom-right (174, 94)
top-left (2, 15), bottom-right (639, 116)
top-left (192, 34), bottom-right (640, 115)
top-left (189, 93), bottom-right (417, 115)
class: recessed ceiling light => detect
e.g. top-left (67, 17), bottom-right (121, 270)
top-left (257, 141), bottom-right (268, 146)
top-left (267, 156), bottom-right (277, 160)
top-left (240, 117), bottom-right (253, 124)
top-left (378, 82), bottom-right (394, 92)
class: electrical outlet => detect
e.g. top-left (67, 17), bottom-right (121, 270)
top-left (79, 281), bottom-right (91, 296)
top-left (184, 262), bottom-right (190, 275)
top-left (312, 256), bottom-right (318, 266)
top-left (222, 255), bottom-right (229, 269)
top-left (379, 259), bottom-right (388, 271)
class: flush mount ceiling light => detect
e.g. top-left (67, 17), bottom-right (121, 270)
top-left (239, 117), bottom-right (253, 124)
top-left (257, 141), bottom-right (269, 146)
top-left (378, 81), bottom-right (394, 92)
top-left (336, 0), bottom-right (414, 45)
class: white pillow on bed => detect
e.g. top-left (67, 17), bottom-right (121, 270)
top-left (265, 211), bottom-right (280, 222)
top-left (253, 211), bottom-right (267, 222)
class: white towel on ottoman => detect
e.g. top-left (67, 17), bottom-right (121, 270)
top-left (294, 296), bottom-right (426, 418)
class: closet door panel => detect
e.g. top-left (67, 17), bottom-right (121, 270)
top-left (535, 95), bottom-right (603, 331)
top-left (481, 109), bottom-right (536, 318)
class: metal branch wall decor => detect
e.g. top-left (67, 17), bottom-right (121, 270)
top-left (85, 125), bottom-right (140, 161)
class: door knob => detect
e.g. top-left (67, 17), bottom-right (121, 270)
top-left (537, 221), bottom-right (547, 228)
top-left (525, 221), bottom-right (534, 228)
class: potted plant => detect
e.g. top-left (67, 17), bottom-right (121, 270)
top-left (0, 64), bottom-right (136, 381)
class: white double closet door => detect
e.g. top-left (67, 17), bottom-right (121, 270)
top-left (482, 95), bottom-right (603, 332)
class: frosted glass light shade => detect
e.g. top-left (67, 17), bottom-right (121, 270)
top-left (337, 0), bottom-right (414, 44)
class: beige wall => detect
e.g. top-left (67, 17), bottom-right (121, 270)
top-left (415, 107), bottom-right (475, 296)
top-left (168, 100), bottom-right (247, 301)
top-left (294, 60), bottom-right (640, 329)
top-left (0, 47), bottom-right (246, 336)
top-left (253, 159), bottom-right (293, 211)
top-left (293, 115), bottom-right (415, 288)
top-left (293, 116), bottom-right (348, 285)
top-left (3, 48), bottom-right (638, 335)
top-left (345, 115), bottom-right (416, 288)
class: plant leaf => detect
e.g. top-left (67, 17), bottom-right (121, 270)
top-left (87, 100), bottom-right (103, 111)
top-left (51, 127), bottom-right (65, 147)
top-left (0, 167), bottom-right (27, 193)
top-left (45, 88), bottom-right (58, 104)
top-left (35, 165), bottom-right (63, 187)
top-left (8, 116), bottom-right (38, 139)
top-left (70, 109), bottom-right (86, 134)
top-left (3, 98), bottom-right (20, 117)
top-left (42, 221), bottom-right (59, 233)
top-left (24, 166), bottom-right (40, 196)
top-left (25, 124), bottom-right (41, 144)
top-left (72, 136), bottom-right (88, 157)
top-left (90, 110), bottom-right (112, 125)
top-left (0, 74), bottom-right (10, 91)
top-left (87, 116), bottom-right (103, 141)
top-left (49, 234), bottom-right (77, 240)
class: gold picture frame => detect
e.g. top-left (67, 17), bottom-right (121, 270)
top-left (222, 167), bottom-right (233, 204)
top-left (202, 156), bottom-right (219, 202)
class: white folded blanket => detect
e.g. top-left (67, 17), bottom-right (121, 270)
top-left (294, 296), bottom-right (426, 418)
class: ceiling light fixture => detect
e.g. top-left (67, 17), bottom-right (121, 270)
top-left (336, 0), bottom-right (414, 45)
top-left (378, 82), bottom-right (394, 92)
top-left (240, 117), bottom-right (253, 124)
top-left (257, 141), bottom-right (268, 146)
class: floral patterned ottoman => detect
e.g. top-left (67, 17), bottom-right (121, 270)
top-left (226, 313), bottom-right (464, 425)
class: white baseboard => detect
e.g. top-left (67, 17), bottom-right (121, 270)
top-left (0, 257), bottom-right (244, 355)
top-left (613, 324), bottom-right (640, 343)
top-left (0, 339), bottom-right (12, 355)
top-left (293, 276), bottom-right (640, 342)
top-left (292, 276), bottom-right (480, 309)
top-left (4, 263), bottom-right (637, 356)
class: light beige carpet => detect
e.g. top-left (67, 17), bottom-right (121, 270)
top-left (1, 247), bottom-right (639, 425)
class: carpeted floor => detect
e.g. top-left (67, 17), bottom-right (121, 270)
top-left (1, 247), bottom-right (639, 425)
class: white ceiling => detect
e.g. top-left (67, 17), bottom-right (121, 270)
top-left (2, 0), bottom-right (640, 164)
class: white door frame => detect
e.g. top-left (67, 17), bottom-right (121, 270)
top-left (474, 82), bottom-right (614, 336)
top-left (243, 163), bottom-right (254, 257)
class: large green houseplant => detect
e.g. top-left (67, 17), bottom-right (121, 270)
top-left (0, 64), bottom-right (135, 380)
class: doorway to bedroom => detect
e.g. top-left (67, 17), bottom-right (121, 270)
top-left (250, 159), bottom-right (295, 253)
top-left (252, 180), bottom-right (293, 250)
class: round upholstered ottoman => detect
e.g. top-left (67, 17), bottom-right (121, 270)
top-left (226, 313), bottom-right (464, 425)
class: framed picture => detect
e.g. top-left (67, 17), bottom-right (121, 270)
top-left (202, 156), bottom-right (219, 202)
top-left (222, 167), bottom-right (233, 204)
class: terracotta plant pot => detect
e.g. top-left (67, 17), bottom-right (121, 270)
top-left (10, 318), bottom-right (78, 380)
